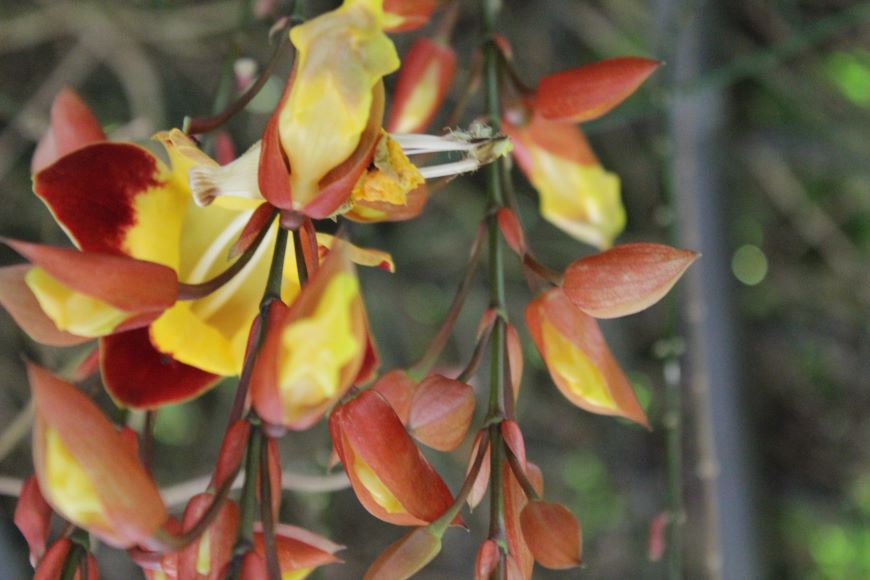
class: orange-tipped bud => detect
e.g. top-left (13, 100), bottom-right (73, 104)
top-left (178, 495), bottom-right (240, 580)
top-left (210, 421), bottom-right (250, 491)
top-left (503, 115), bottom-right (624, 249)
top-left (2, 239), bottom-right (177, 338)
top-left (525, 288), bottom-right (649, 427)
top-left (496, 208), bottom-right (527, 256)
top-left (252, 243), bottom-right (373, 429)
top-left (503, 462), bottom-right (534, 579)
top-left (28, 363), bottom-right (167, 548)
top-left (474, 539), bottom-right (499, 580)
top-left (259, 0), bottom-right (399, 216)
top-left (15, 475), bottom-right (52, 566)
top-left (370, 369), bottom-right (417, 424)
top-left (35, 539), bottom-right (99, 580)
top-left (519, 501), bottom-right (583, 570)
top-left (32, 87), bottom-right (106, 173)
top-left (534, 57), bottom-right (659, 123)
top-left (563, 243), bottom-right (699, 318)
top-left (383, 0), bottom-right (437, 32)
top-left (407, 374), bottom-right (475, 451)
top-left (364, 527), bottom-right (441, 580)
top-left (253, 523), bottom-right (344, 577)
top-left (329, 389), bottom-right (457, 526)
top-left (387, 38), bottom-right (456, 133)
top-left (466, 432), bottom-right (490, 510)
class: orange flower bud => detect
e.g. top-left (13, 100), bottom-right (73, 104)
top-left (178, 495), bottom-right (240, 580)
top-left (387, 38), bottom-right (456, 133)
top-left (474, 539), bottom-right (499, 580)
top-left (329, 390), bottom-right (457, 526)
top-left (407, 374), bottom-right (475, 452)
top-left (252, 242), bottom-right (374, 429)
top-left (383, 0), bottom-right (437, 32)
top-left (534, 57), bottom-right (659, 123)
top-left (253, 523), bottom-right (343, 577)
top-left (519, 501), bottom-right (582, 570)
top-left (496, 208), bottom-right (527, 256)
top-left (370, 369), bottom-right (417, 424)
top-left (15, 475), bottom-right (52, 566)
top-left (364, 527), bottom-right (441, 580)
top-left (35, 539), bottom-right (98, 580)
top-left (28, 363), bottom-right (167, 548)
top-left (32, 87), bottom-right (106, 173)
top-left (525, 288), bottom-right (649, 427)
top-left (563, 242), bottom-right (698, 318)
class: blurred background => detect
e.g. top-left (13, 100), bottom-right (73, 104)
top-left (1, 0), bottom-right (868, 578)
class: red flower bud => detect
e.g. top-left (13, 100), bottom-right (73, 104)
top-left (15, 475), bottom-right (53, 566)
top-left (364, 527), bottom-right (441, 580)
top-left (178, 495), bottom-right (240, 580)
top-left (519, 501), bottom-right (583, 569)
top-left (407, 374), bottom-right (475, 452)
top-left (253, 523), bottom-right (343, 576)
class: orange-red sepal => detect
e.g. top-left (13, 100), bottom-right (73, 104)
top-left (534, 57), bottom-right (660, 123)
top-left (497, 208), bottom-right (527, 256)
top-left (370, 369), bottom-right (417, 424)
top-left (407, 374), bottom-right (475, 452)
top-left (28, 363), bottom-right (167, 548)
top-left (178, 495), bottom-right (240, 580)
top-left (387, 37), bottom-right (456, 133)
top-left (0, 265), bottom-right (89, 346)
top-left (228, 203), bottom-right (276, 259)
top-left (32, 87), bottom-right (106, 173)
top-left (3, 239), bottom-right (177, 316)
top-left (383, 0), bottom-right (437, 32)
top-left (520, 501), bottom-right (583, 570)
top-left (100, 329), bottom-right (218, 409)
top-left (329, 389), bottom-right (457, 526)
top-left (15, 475), bottom-right (53, 567)
top-left (210, 420), bottom-right (250, 491)
top-left (253, 523), bottom-right (343, 576)
top-left (525, 288), bottom-right (649, 427)
top-left (505, 323), bottom-right (524, 403)
top-left (563, 243), bottom-right (698, 318)
top-left (364, 527), bottom-right (441, 579)
top-left (34, 539), bottom-right (99, 580)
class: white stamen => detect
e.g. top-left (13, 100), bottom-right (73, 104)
top-left (418, 158), bottom-right (482, 179)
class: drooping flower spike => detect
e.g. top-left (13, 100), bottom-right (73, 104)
top-left (501, 52), bottom-right (660, 248)
top-left (28, 362), bottom-right (168, 548)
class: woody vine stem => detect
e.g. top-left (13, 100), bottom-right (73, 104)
top-left (482, 0), bottom-right (509, 572)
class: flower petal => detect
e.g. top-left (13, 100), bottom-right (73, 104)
top-left (29, 363), bottom-right (167, 547)
top-left (253, 523), bottom-right (343, 576)
top-left (364, 527), bottom-right (441, 580)
top-left (534, 57), bottom-right (659, 123)
top-left (0, 265), bottom-right (89, 346)
top-left (387, 37), bottom-right (456, 133)
top-left (32, 87), bottom-right (106, 173)
top-left (563, 243), bottom-right (698, 318)
top-left (519, 501), bottom-right (582, 569)
top-left (329, 389), bottom-right (456, 526)
top-left (525, 288), bottom-right (648, 427)
top-left (100, 329), bottom-right (219, 409)
top-left (370, 369), bottom-right (417, 424)
top-left (407, 374), bottom-right (475, 452)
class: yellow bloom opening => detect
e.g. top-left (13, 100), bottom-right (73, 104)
top-left (44, 427), bottom-right (107, 528)
top-left (351, 132), bottom-right (424, 207)
top-left (353, 452), bottom-right (405, 514)
top-left (279, 0), bottom-right (399, 206)
top-left (540, 319), bottom-right (617, 412)
top-left (529, 147), bottom-right (625, 249)
top-left (26, 267), bottom-right (128, 337)
top-left (278, 273), bottom-right (361, 422)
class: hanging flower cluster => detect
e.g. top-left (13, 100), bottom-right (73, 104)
top-left (3, 0), bottom-right (698, 577)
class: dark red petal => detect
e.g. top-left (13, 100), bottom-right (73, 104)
top-left (33, 143), bottom-right (167, 255)
top-left (535, 57), bottom-right (660, 123)
top-left (101, 329), bottom-right (218, 409)
top-left (228, 202), bottom-right (276, 259)
top-left (0, 265), bottom-right (89, 346)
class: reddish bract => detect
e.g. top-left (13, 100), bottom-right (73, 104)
top-left (534, 57), bottom-right (660, 123)
top-left (563, 242), bottom-right (699, 318)
top-left (364, 527), bottom-right (441, 580)
top-left (178, 495), bottom-right (240, 580)
top-left (14, 476), bottom-right (52, 567)
top-left (407, 374), bottom-right (475, 452)
top-left (519, 501), bottom-right (583, 570)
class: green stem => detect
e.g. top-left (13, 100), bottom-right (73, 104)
top-left (292, 226), bottom-right (309, 286)
top-left (264, 226), bottom-right (289, 301)
top-left (234, 425), bottom-right (263, 556)
top-left (59, 544), bottom-right (84, 580)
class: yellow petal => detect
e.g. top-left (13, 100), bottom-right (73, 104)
top-left (25, 267), bottom-right (128, 337)
top-left (44, 427), bottom-right (107, 528)
top-left (353, 452), bottom-right (405, 514)
top-left (540, 319), bottom-right (616, 412)
top-left (529, 147), bottom-right (625, 249)
top-left (279, 0), bottom-right (399, 205)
